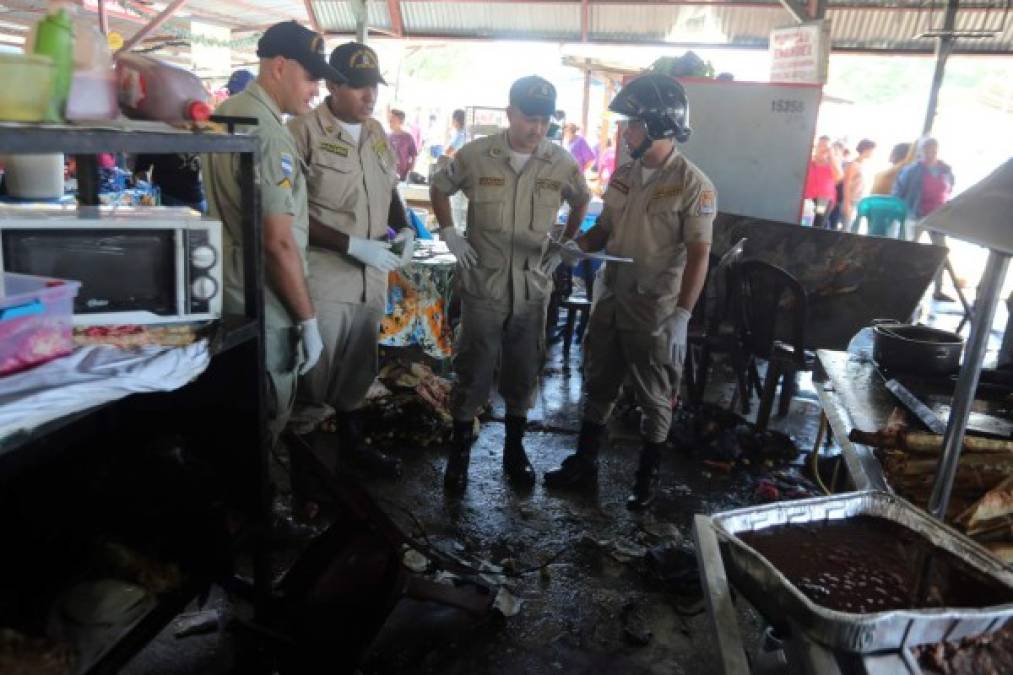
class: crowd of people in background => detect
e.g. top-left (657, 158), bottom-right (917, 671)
top-left (803, 133), bottom-right (955, 301)
top-left (379, 105), bottom-right (620, 197)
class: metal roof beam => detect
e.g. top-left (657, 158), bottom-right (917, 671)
top-left (778, 0), bottom-right (810, 22)
top-left (303, 0), bottom-right (322, 33)
top-left (119, 0), bottom-right (190, 53)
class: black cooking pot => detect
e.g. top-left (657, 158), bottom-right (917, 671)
top-left (872, 320), bottom-right (964, 376)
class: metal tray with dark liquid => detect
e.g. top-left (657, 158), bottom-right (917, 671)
top-left (712, 491), bottom-right (1013, 653)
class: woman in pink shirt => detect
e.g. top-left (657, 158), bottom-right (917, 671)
top-left (803, 135), bottom-right (844, 228)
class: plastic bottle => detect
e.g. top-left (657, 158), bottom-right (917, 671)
top-left (800, 199), bottom-right (815, 227)
top-left (114, 53), bottom-right (212, 124)
top-left (31, 6), bottom-right (74, 122)
top-left (64, 5), bottom-right (117, 121)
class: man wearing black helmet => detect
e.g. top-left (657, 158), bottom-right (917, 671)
top-left (544, 73), bottom-right (716, 510)
top-left (430, 75), bottom-right (590, 494)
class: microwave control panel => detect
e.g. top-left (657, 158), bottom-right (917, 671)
top-left (186, 229), bottom-right (219, 312)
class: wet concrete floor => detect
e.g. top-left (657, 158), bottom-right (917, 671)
top-left (124, 331), bottom-right (826, 675)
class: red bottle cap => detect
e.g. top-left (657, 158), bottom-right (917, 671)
top-left (188, 100), bottom-right (212, 122)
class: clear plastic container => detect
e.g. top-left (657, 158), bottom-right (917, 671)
top-left (0, 272), bottom-right (81, 375)
top-left (0, 153), bottom-right (65, 199)
top-left (115, 53), bottom-right (212, 124)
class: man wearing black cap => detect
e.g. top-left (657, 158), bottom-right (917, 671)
top-left (288, 42), bottom-right (414, 478)
top-left (430, 75), bottom-right (591, 494)
top-left (204, 21), bottom-right (344, 448)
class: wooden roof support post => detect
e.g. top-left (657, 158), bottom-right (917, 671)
top-left (117, 0), bottom-right (190, 53)
top-left (388, 0), bottom-right (404, 37)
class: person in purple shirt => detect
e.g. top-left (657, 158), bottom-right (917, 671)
top-left (387, 108), bottom-right (418, 181)
top-left (563, 123), bottom-right (596, 173)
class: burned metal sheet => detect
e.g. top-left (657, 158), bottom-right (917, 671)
top-left (713, 215), bottom-right (948, 351)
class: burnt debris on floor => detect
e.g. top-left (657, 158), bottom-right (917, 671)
top-left (122, 340), bottom-right (830, 675)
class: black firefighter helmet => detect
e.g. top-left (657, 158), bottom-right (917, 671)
top-left (609, 73), bottom-right (691, 158)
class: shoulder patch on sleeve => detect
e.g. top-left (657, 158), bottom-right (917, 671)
top-left (697, 190), bottom-right (716, 216)
top-left (277, 177), bottom-right (292, 190)
top-left (280, 153), bottom-right (294, 179)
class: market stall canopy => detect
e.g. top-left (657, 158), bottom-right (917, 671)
top-left (919, 159), bottom-right (1013, 255)
top-left (310, 0), bottom-right (1013, 55)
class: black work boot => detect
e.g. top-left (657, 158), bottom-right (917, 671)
top-left (444, 420), bottom-right (475, 494)
top-left (337, 410), bottom-right (401, 479)
top-left (503, 416), bottom-right (536, 488)
top-left (543, 421), bottom-right (606, 490)
top-left (626, 442), bottom-right (664, 510)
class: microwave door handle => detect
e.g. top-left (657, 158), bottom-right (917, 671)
top-left (177, 229), bottom-right (187, 317)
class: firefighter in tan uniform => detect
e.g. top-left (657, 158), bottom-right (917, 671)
top-left (431, 76), bottom-right (590, 494)
top-left (204, 21), bottom-right (343, 447)
top-left (545, 74), bottom-right (716, 510)
top-left (288, 43), bottom-right (414, 478)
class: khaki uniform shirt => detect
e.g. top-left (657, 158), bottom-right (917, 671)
top-left (594, 150), bottom-right (716, 333)
top-left (204, 81), bottom-right (309, 330)
top-left (432, 132), bottom-right (590, 311)
top-left (288, 103), bottom-right (398, 307)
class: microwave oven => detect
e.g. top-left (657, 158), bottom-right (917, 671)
top-left (0, 206), bottom-right (222, 325)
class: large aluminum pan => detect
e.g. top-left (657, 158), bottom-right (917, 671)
top-left (711, 490), bottom-right (1013, 653)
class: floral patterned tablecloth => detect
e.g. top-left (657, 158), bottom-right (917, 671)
top-left (380, 247), bottom-right (456, 360)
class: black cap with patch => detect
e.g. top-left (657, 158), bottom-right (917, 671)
top-left (329, 42), bottom-right (387, 88)
top-left (509, 75), bottom-right (556, 117)
top-left (257, 21), bottom-right (345, 84)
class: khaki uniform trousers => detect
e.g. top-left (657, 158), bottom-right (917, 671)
top-left (451, 296), bottom-right (548, 422)
top-left (301, 297), bottom-right (385, 413)
top-left (582, 313), bottom-right (682, 443)
top-left (223, 285), bottom-right (303, 448)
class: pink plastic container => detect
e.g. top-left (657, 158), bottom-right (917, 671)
top-left (0, 272), bottom-right (81, 376)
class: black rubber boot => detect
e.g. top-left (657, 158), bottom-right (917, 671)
top-left (543, 421), bottom-right (606, 489)
top-left (503, 416), bottom-right (536, 488)
top-left (626, 442), bottom-right (664, 511)
top-left (444, 420), bottom-right (475, 494)
top-left (337, 410), bottom-right (401, 479)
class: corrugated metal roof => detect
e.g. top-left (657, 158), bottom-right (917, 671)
top-left (316, 1), bottom-right (391, 32)
top-left (366, 1), bottom-right (1012, 54)
top-left (2, 0), bottom-right (1010, 55)
top-left (400, 2), bottom-right (579, 40)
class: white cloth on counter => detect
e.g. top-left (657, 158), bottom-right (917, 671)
top-left (0, 340), bottom-right (210, 445)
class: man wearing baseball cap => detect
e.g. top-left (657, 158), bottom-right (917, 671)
top-left (430, 75), bottom-right (591, 494)
top-left (288, 42), bottom-right (414, 479)
top-left (204, 21), bottom-right (344, 450)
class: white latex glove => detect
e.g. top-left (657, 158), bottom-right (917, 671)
top-left (392, 228), bottom-right (416, 266)
top-left (298, 316), bottom-right (324, 375)
top-left (440, 227), bottom-right (478, 270)
top-left (557, 239), bottom-right (584, 267)
top-left (667, 307), bottom-right (692, 366)
top-left (347, 236), bottom-right (401, 273)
